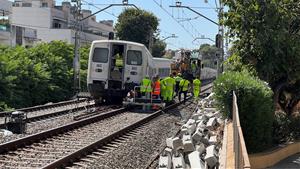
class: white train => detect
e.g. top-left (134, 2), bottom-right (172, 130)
top-left (87, 40), bottom-right (172, 103)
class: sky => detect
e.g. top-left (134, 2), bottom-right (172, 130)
top-left (57, 0), bottom-right (220, 50)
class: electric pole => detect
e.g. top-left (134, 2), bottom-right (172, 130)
top-left (73, 0), bottom-right (81, 96)
top-left (218, 0), bottom-right (224, 74)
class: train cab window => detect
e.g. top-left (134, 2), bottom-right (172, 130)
top-left (127, 50), bottom-right (142, 65)
top-left (92, 48), bottom-right (108, 63)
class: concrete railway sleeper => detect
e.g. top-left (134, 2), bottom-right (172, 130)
top-left (145, 86), bottom-right (213, 169)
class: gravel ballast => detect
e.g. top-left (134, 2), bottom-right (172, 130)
top-left (70, 101), bottom-right (196, 169)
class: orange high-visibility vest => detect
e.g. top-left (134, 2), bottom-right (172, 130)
top-left (152, 81), bottom-right (161, 95)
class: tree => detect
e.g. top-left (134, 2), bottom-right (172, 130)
top-left (199, 44), bottom-right (218, 69)
top-left (115, 8), bottom-right (159, 47)
top-left (152, 39), bottom-right (166, 57)
top-left (223, 0), bottom-right (300, 115)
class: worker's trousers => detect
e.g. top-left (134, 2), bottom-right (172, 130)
top-left (165, 90), bottom-right (173, 102)
top-left (193, 89), bottom-right (200, 98)
top-left (179, 90), bottom-right (187, 103)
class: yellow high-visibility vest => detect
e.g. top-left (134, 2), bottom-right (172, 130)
top-left (179, 79), bottom-right (190, 91)
top-left (193, 78), bottom-right (201, 90)
top-left (140, 78), bottom-right (152, 93)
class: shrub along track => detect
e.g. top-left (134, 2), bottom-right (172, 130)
top-left (0, 83), bottom-right (212, 169)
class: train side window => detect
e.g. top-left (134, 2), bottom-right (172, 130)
top-left (158, 68), bottom-right (170, 77)
top-left (92, 48), bottom-right (108, 63)
top-left (127, 50), bottom-right (142, 65)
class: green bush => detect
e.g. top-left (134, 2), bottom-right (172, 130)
top-left (213, 70), bottom-right (274, 153)
top-left (0, 41), bottom-right (89, 110)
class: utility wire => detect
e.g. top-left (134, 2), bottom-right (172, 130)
top-left (152, 0), bottom-right (195, 39)
top-left (182, 10), bottom-right (201, 36)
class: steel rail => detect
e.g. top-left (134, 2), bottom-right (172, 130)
top-left (0, 107), bottom-right (126, 154)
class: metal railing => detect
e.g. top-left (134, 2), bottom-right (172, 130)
top-left (232, 91), bottom-right (251, 168)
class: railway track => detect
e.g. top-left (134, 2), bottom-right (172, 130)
top-left (0, 83), bottom-right (213, 168)
top-left (69, 100), bottom-right (198, 169)
top-left (0, 99), bottom-right (95, 128)
top-left (0, 105), bottom-right (121, 144)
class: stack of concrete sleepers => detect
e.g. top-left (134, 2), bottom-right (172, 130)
top-left (158, 93), bottom-right (224, 169)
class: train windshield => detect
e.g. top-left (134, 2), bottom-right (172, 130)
top-left (127, 50), bottom-right (142, 65)
top-left (92, 48), bottom-right (108, 63)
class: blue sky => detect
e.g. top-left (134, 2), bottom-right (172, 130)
top-left (57, 0), bottom-right (220, 50)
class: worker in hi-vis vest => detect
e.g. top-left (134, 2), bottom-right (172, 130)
top-left (179, 78), bottom-right (190, 103)
top-left (160, 78), bottom-right (166, 101)
top-left (140, 75), bottom-right (152, 110)
top-left (193, 77), bottom-right (201, 100)
top-left (174, 73), bottom-right (183, 97)
top-left (152, 75), bottom-right (161, 98)
top-left (152, 75), bottom-right (161, 109)
top-left (141, 75), bottom-right (152, 97)
top-left (163, 73), bottom-right (176, 103)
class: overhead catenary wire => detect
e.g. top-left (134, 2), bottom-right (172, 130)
top-left (152, 0), bottom-right (195, 39)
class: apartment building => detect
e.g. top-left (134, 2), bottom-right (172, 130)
top-left (0, 0), bottom-right (37, 46)
top-left (11, 0), bottom-right (114, 45)
top-left (0, 0), bottom-right (12, 45)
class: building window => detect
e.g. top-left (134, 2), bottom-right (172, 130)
top-left (41, 3), bottom-right (48, 7)
top-left (53, 22), bottom-right (61, 28)
top-left (14, 3), bottom-right (20, 7)
top-left (22, 3), bottom-right (32, 7)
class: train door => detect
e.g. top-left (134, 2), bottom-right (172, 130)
top-left (109, 44), bottom-right (125, 89)
top-left (124, 46), bottom-right (143, 85)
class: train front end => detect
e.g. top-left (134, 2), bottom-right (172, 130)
top-left (87, 40), bottom-right (145, 103)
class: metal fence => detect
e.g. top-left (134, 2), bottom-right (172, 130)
top-left (232, 91), bottom-right (251, 168)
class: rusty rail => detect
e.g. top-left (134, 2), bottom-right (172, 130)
top-left (232, 91), bottom-right (251, 169)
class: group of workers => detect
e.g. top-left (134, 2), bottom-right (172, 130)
top-left (140, 72), bottom-right (202, 106)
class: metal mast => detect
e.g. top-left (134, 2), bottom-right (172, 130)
top-left (73, 0), bottom-right (81, 96)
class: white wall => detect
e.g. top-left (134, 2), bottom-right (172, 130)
top-left (0, 31), bottom-right (11, 46)
top-left (37, 28), bottom-right (73, 43)
top-left (11, 7), bottom-right (51, 29)
top-left (0, 0), bottom-right (12, 12)
top-left (37, 29), bottom-right (108, 44)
